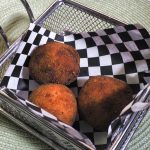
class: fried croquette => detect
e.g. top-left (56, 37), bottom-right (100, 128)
top-left (78, 76), bottom-right (132, 130)
top-left (29, 42), bottom-right (80, 85)
top-left (29, 84), bottom-right (77, 126)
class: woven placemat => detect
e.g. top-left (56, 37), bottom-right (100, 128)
top-left (126, 108), bottom-right (150, 150)
top-left (0, 0), bottom-right (150, 149)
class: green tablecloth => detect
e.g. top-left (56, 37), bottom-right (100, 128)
top-left (0, 0), bottom-right (150, 149)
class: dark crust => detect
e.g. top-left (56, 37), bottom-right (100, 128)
top-left (29, 41), bottom-right (80, 85)
top-left (78, 76), bottom-right (133, 131)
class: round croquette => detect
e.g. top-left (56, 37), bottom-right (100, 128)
top-left (29, 84), bottom-right (77, 126)
top-left (29, 42), bottom-right (80, 85)
top-left (78, 76), bottom-right (132, 131)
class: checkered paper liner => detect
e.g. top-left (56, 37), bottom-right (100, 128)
top-left (0, 23), bottom-right (150, 149)
top-left (0, 86), bottom-right (95, 150)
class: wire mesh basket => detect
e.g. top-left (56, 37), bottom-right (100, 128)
top-left (1, 0), bottom-right (147, 150)
top-left (34, 0), bottom-right (125, 34)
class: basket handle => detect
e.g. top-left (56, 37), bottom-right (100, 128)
top-left (0, 0), bottom-right (34, 49)
top-left (0, 0), bottom-right (35, 66)
top-left (0, 25), bottom-right (22, 66)
top-left (20, 0), bottom-right (35, 23)
top-left (0, 26), bottom-right (10, 48)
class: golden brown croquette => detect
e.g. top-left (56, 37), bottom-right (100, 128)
top-left (29, 84), bottom-right (77, 126)
top-left (78, 76), bottom-right (132, 130)
top-left (29, 42), bottom-right (80, 85)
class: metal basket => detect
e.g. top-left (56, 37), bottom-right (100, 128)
top-left (31, 0), bottom-right (125, 33)
top-left (1, 0), bottom-right (144, 150)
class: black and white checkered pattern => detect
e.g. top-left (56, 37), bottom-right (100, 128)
top-left (0, 87), bottom-right (95, 149)
top-left (1, 23), bottom-right (150, 149)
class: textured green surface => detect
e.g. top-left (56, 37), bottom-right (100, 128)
top-left (0, 0), bottom-right (150, 149)
top-left (0, 115), bottom-right (51, 150)
top-left (126, 108), bottom-right (150, 150)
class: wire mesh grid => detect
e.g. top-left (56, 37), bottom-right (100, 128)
top-left (41, 3), bottom-right (114, 34)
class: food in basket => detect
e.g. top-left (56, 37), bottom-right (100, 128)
top-left (29, 41), bottom-right (80, 85)
top-left (29, 84), bottom-right (77, 126)
top-left (78, 76), bottom-right (132, 130)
